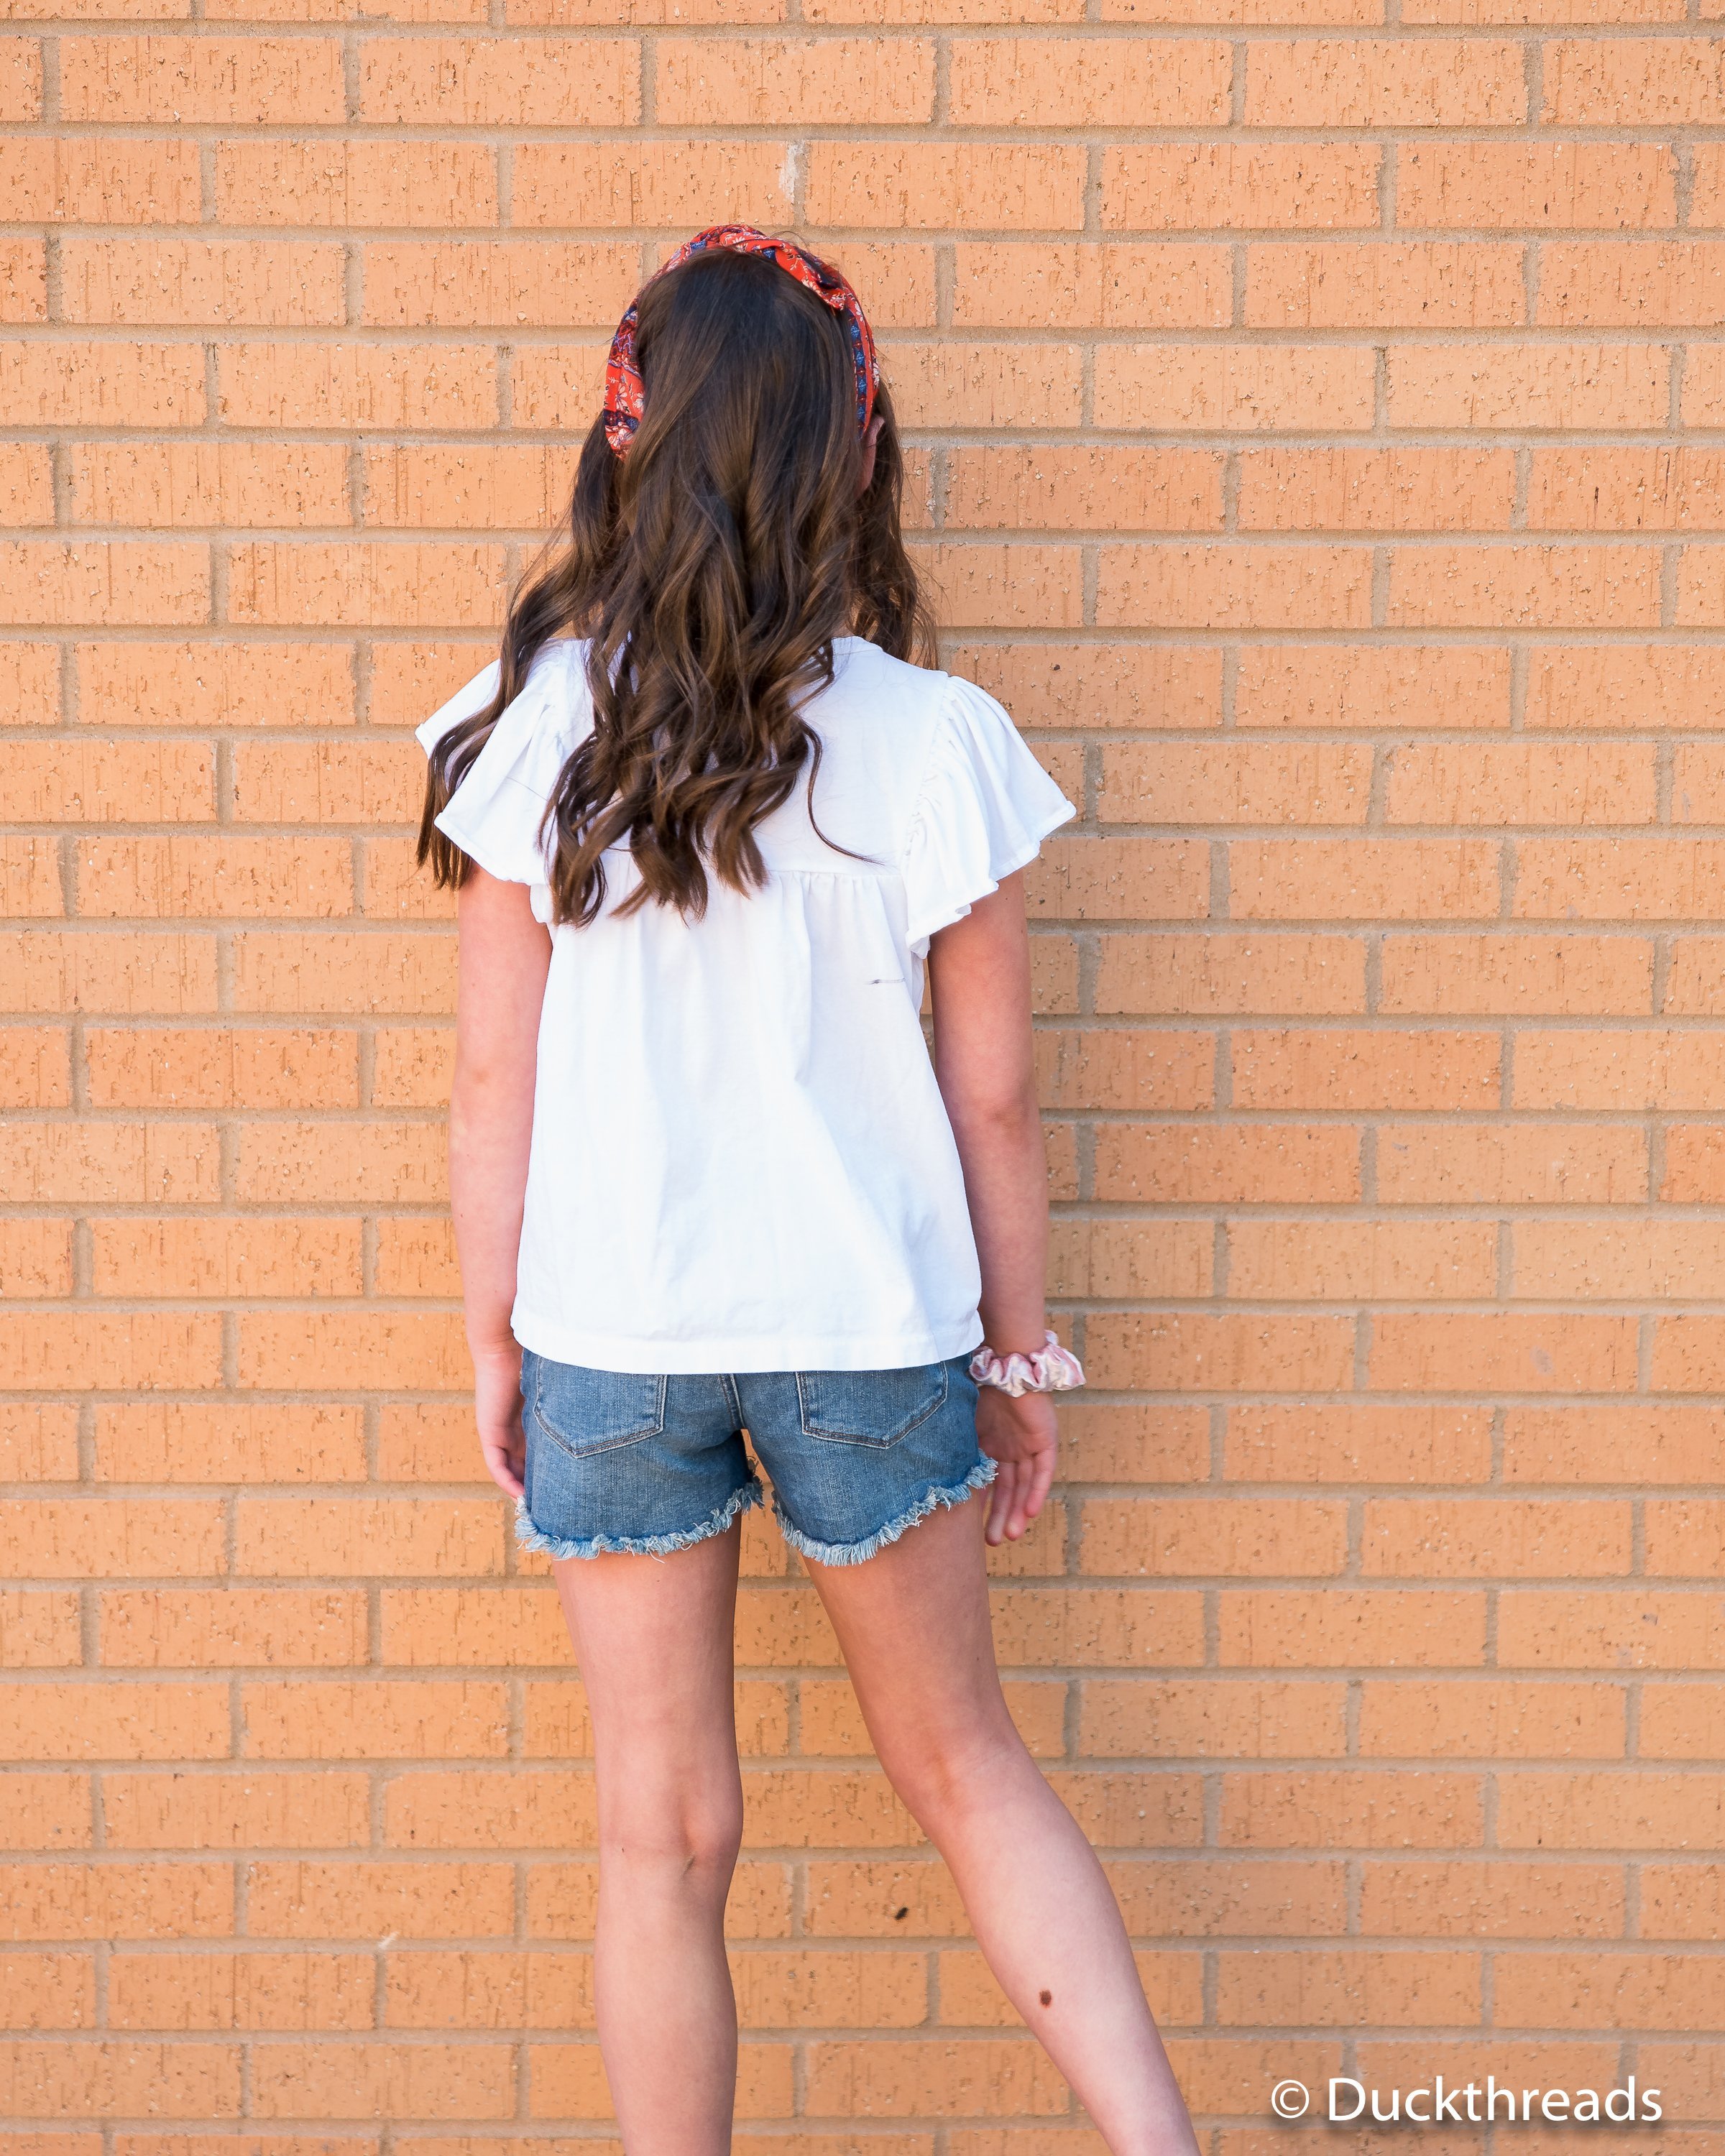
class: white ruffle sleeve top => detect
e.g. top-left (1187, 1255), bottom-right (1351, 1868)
top-left (418, 635), bottom-right (1076, 1374)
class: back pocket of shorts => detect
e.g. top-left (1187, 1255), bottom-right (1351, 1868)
top-left (797, 1363), bottom-right (949, 1449)
top-left (530, 1363), bottom-right (666, 1459)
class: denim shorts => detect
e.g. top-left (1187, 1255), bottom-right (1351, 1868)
top-left (515, 1350), bottom-right (995, 1567)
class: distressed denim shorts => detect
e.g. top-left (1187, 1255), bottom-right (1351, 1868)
top-left (515, 1350), bottom-right (995, 1567)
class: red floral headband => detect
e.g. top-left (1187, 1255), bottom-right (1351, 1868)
top-left (602, 224), bottom-right (878, 460)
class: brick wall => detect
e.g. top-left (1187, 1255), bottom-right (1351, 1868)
top-left (4, 0), bottom-right (1725, 2145)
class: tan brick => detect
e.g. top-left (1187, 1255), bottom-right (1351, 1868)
top-left (0, 443), bottom-right (53, 525)
top-left (1376, 1121), bottom-right (1647, 1204)
top-left (359, 36), bottom-right (638, 122)
top-left (60, 240), bottom-right (344, 327)
top-left (101, 1588), bottom-right (367, 1667)
top-left (0, 1406), bottom-right (80, 1483)
top-left (1085, 1313), bottom-right (1354, 1393)
top-left (507, 343), bottom-right (608, 429)
top-left (78, 837), bottom-right (352, 918)
top-left (1561, 1032), bottom-right (1725, 1125)
top-left (1216, 1948), bottom-right (1479, 2028)
top-left (1226, 1405), bottom-right (1494, 1484)
top-left (234, 1497), bottom-right (500, 1575)
top-left (1239, 644), bottom-right (1511, 730)
top-left (216, 139), bottom-right (497, 226)
top-left (1237, 447), bottom-right (1514, 532)
top-left (888, 346), bottom-right (1082, 430)
top-left (949, 643), bottom-right (1222, 730)
top-left (249, 2040), bottom-right (513, 2121)
top-left (1387, 343), bottom-right (1669, 429)
top-left (1231, 839), bottom-right (1499, 919)
top-left (1096, 1123), bottom-right (1360, 1204)
top-left (229, 543), bottom-right (504, 628)
top-left (1096, 931), bottom-right (1366, 1015)
top-left (4, 1685), bottom-right (230, 1763)
top-left (1103, 143), bottom-right (1381, 229)
top-left (1228, 1220), bottom-right (1498, 1300)
top-left (0, 1953), bottom-right (92, 2031)
top-left (362, 240), bottom-right (638, 328)
top-left (949, 37), bottom-right (1230, 124)
top-left (661, 36), bottom-right (933, 122)
top-left (234, 1120), bottom-right (443, 1204)
top-left (806, 144), bottom-right (1086, 229)
top-left (71, 444), bottom-right (349, 530)
top-left (1378, 933), bottom-right (1653, 1015)
top-left (513, 140), bottom-right (790, 227)
top-left (1359, 1859), bottom-right (1624, 1937)
top-left (0, 1314), bottom-right (224, 1393)
top-left (0, 137), bottom-right (201, 224)
top-left (1505, 1409), bottom-right (1725, 1485)
top-left (247, 1860), bottom-right (514, 1940)
top-left (1398, 142), bottom-right (1675, 227)
top-left (59, 36), bottom-right (344, 122)
top-left (1219, 1769), bottom-right (1484, 1844)
top-left (371, 1029), bottom-right (454, 1108)
top-left (1095, 346), bottom-right (1376, 434)
top-left (218, 344), bottom-right (496, 430)
top-left (230, 931), bottom-right (456, 1015)
top-left (1388, 543), bottom-right (1660, 628)
top-left (0, 543), bottom-right (208, 627)
top-left (1247, 241), bottom-right (1525, 328)
top-left (1247, 38), bottom-right (1525, 124)
top-left (244, 1680), bottom-right (508, 1759)
top-left (1099, 544), bottom-right (1372, 628)
top-left (1219, 1592), bottom-right (1488, 1669)
top-left (0, 1590), bottom-right (81, 1668)
top-left (0, 1779), bottom-right (93, 1853)
top-left (1105, 742), bottom-right (1370, 826)
top-left (108, 1952), bottom-right (373, 2033)
top-left (0, 641), bottom-right (61, 726)
top-left (1372, 1314), bottom-right (1638, 1393)
top-left (79, 641), bottom-right (354, 729)
top-left (91, 1218), bottom-right (362, 1300)
top-left (0, 1122), bottom-right (218, 1204)
top-left (1545, 37), bottom-right (1725, 122)
top-left (1079, 1498), bottom-right (1346, 1577)
top-left (951, 247), bottom-right (1228, 332)
top-left (104, 1772), bottom-right (371, 1850)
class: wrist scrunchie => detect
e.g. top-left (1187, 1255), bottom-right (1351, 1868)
top-left (603, 224), bottom-right (879, 461)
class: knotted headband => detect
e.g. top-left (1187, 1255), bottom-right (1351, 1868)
top-left (602, 224), bottom-right (878, 460)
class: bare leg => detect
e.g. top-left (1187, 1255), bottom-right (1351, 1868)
top-left (553, 1526), bottom-right (745, 2156)
top-left (806, 1501), bottom-right (1200, 2156)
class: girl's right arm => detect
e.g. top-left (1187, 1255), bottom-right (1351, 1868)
top-left (448, 867), bottom-right (552, 1498)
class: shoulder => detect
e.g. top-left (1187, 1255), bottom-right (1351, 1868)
top-left (416, 637), bottom-right (591, 759)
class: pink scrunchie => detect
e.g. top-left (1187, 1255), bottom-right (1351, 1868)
top-left (970, 1330), bottom-right (1086, 1399)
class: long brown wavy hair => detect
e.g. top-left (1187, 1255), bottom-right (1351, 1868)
top-left (418, 244), bottom-right (936, 923)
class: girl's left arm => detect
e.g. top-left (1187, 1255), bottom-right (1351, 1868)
top-left (448, 868), bottom-right (552, 1498)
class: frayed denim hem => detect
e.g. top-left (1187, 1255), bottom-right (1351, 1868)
top-left (514, 1475), bottom-right (763, 1562)
top-left (778, 1454), bottom-right (998, 1568)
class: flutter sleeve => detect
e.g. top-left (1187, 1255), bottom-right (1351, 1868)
top-left (901, 674), bottom-right (1077, 956)
top-left (415, 647), bottom-right (582, 888)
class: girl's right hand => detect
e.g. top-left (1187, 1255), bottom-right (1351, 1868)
top-left (976, 1386), bottom-right (1058, 1547)
top-left (472, 1340), bottom-right (527, 1499)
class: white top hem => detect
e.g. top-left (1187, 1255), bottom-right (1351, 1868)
top-left (512, 1303), bottom-right (985, 1376)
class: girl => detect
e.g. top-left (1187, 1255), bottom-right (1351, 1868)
top-left (418, 226), bottom-right (1199, 2156)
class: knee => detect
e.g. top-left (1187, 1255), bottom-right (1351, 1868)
top-left (599, 1782), bottom-right (744, 1891)
top-left (881, 1720), bottom-right (1028, 1837)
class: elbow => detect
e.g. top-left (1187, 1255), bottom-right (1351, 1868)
top-left (947, 1083), bottom-right (1042, 1140)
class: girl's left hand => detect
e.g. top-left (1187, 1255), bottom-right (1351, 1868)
top-left (472, 1339), bottom-right (527, 1499)
top-left (975, 1386), bottom-right (1058, 1546)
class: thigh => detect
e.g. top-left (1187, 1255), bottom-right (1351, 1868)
top-left (554, 1524), bottom-right (744, 1832)
top-left (800, 1496), bottom-right (1016, 1785)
